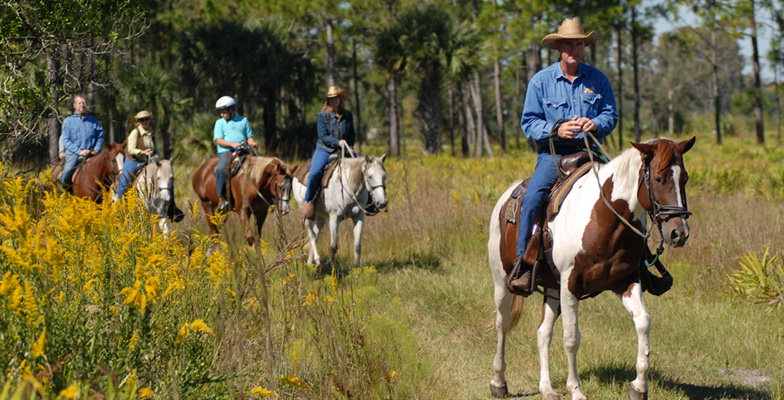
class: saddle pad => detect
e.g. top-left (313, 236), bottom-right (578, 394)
top-left (294, 158), bottom-right (340, 189)
top-left (502, 180), bottom-right (528, 224)
top-left (547, 161), bottom-right (595, 217)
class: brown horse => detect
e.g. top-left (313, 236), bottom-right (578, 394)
top-left (192, 156), bottom-right (298, 245)
top-left (53, 142), bottom-right (124, 203)
top-left (488, 137), bottom-right (695, 400)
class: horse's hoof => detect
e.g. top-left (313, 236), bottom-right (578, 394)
top-left (489, 383), bottom-right (508, 398)
top-left (628, 383), bottom-right (648, 400)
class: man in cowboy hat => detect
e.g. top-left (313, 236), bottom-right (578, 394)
top-left (508, 17), bottom-right (618, 294)
top-left (300, 85), bottom-right (356, 220)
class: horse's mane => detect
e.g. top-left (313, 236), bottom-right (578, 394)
top-left (611, 145), bottom-right (644, 191)
top-left (342, 158), bottom-right (365, 191)
top-left (241, 156), bottom-right (278, 185)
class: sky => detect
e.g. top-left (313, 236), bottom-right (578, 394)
top-left (652, 5), bottom-right (777, 83)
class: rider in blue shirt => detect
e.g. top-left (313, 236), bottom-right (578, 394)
top-left (59, 94), bottom-right (104, 191)
top-left (213, 96), bottom-right (256, 211)
top-left (509, 18), bottom-right (618, 294)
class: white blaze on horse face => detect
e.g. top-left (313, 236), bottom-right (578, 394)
top-left (671, 165), bottom-right (685, 208)
top-left (278, 178), bottom-right (292, 214)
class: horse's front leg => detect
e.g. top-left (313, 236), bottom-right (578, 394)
top-left (328, 213), bottom-right (341, 261)
top-left (350, 213), bottom-right (365, 267)
top-left (201, 200), bottom-right (220, 235)
top-left (251, 206), bottom-right (269, 246)
top-left (158, 217), bottom-right (170, 236)
top-left (305, 216), bottom-right (324, 265)
top-left (537, 288), bottom-right (561, 400)
top-left (560, 282), bottom-right (587, 400)
top-left (621, 283), bottom-right (650, 400)
top-left (489, 281), bottom-right (515, 398)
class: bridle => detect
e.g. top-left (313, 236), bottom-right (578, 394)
top-left (337, 144), bottom-right (386, 216)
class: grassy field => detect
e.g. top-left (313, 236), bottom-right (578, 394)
top-left (1, 134), bottom-right (783, 399)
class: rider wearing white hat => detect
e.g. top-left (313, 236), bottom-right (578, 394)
top-left (213, 95), bottom-right (257, 211)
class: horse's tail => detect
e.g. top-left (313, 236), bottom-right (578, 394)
top-left (509, 295), bottom-right (524, 331)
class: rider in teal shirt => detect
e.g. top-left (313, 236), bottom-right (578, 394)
top-left (213, 96), bottom-right (256, 211)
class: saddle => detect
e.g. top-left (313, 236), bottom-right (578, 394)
top-left (501, 151), bottom-right (673, 297)
top-left (223, 148), bottom-right (253, 204)
top-left (294, 154), bottom-right (342, 197)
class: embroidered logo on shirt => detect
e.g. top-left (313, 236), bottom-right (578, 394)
top-left (583, 87), bottom-right (595, 94)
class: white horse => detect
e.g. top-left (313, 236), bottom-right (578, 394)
top-left (488, 138), bottom-right (695, 400)
top-left (292, 154), bottom-right (388, 267)
top-left (134, 159), bottom-right (175, 236)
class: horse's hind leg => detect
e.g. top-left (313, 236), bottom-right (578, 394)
top-left (538, 288), bottom-right (561, 400)
top-left (350, 213), bottom-right (365, 267)
top-left (620, 283), bottom-right (650, 399)
top-left (201, 200), bottom-right (220, 235)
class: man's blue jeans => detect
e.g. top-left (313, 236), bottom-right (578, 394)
top-left (59, 154), bottom-right (80, 185)
top-left (516, 152), bottom-right (563, 258)
top-left (214, 151), bottom-right (232, 198)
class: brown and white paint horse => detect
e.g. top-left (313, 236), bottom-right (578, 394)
top-left (487, 137), bottom-right (695, 400)
top-left (192, 156), bottom-right (297, 245)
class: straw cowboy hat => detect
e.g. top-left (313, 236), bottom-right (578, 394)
top-left (134, 110), bottom-right (152, 120)
top-left (325, 85), bottom-right (349, 100)
top-left (542, 18), bottom-right (597, 50)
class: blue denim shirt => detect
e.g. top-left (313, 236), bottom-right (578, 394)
top-left (61, 113), bottom-right (104, 156)
top-left (213, 115), bottom-right (254, 154)
top-left (316, 109), bottom-right (355, 153)
top-left (521, 61), bottom-right (617, 148)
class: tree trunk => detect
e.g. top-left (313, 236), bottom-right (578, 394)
top-left (525, 44), bottom-right (541, 152)
top-left (470, 71), bottom-right (487, 157)
top-left (750, 0), bottom-right (765, 144)
top-left (668, 88), bottom-right (675, 137)
top-left (632, 7), bottom-right (641, 142)
top-left (448, 86), bottom-right (455, 156)
top-left (326, 20), bottom-right (336, 87)
top-left (47, 49), bottom-right (60, 166)
top-left (352, 40), bottom-right (363, 153)
top-left (463, 82), bottom-right (476, 156)
top-left (418, 68), bottom-right (443, 153)
top-left (711, 29), bottom-right (723, 145)
top-left (386, 77), bottom-right (400, 156)
top-left (775, 65), bottom-right (782, 143)
top-left (615, 21), bottom-right (624, 150)
top-left (457, 85), bottom-right (469, 157)
top-left (263, 95), bottom-right (277, 155)
top-left (494, 58), bottom-right (505, 153)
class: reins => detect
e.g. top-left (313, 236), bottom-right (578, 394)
top-left (546, 130), bottom-right (691, 266)
top-left (337, 142), bottom-right (384, 216)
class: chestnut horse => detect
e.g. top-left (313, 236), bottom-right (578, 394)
top-left (192, 156), bottom-right (297, 245)
top-left (54, 142), bottom-right (124, 203)
top-left (488, 137), bottom-right (695, 400)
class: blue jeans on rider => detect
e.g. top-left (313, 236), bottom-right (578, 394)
top-left (304, 147), bottom-right (332, 203)
top-left (214, 151), bottom-right (232, 198)
top-left (117, 157), bottom-right (143, 199)
top-left (516, 151), bottom-right (564, 258)
top-left (59, 154), bottom-right (80, 185)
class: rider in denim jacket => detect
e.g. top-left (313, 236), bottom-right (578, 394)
top-left (300, 85), bottom-right (356, 220)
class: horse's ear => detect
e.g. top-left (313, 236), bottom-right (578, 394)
top-left (678, 136), bottom-right (696, 154)
top-left (289, 162), bottom-right (299, 174)
top-left (364, 155), bottom-right (371, 163)
top-left (380, 153), bottom-right (387, 163)
top-left (631, 142), bottom-right (655, 160)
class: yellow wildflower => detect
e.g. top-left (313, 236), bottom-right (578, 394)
top-left (188, 319), bottom-right (215, 336)
top-left (138, 387), bottom-right (154, 399)
top-left (128, 331), bottom-right (141, 352)
top-left (250, 386), bottom-right (278, 397)
top-left (59, 385), bottom-right (78, 398)
top-left (32, 328), bottom-right (46, 358)
top-left (474, 191), bottom-right (480, 207)
top-left (279, 375), bottom-right (312, 391)
top-left (282, 273), bottom-right (298, 285)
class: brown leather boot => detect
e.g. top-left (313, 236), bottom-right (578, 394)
top-left (509, 256), bottom-right (532, 294)
top-left (300, 201), bottom-right (315, 220)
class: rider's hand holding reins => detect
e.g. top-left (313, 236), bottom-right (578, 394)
top-left (557, 116), bottom-right (597, 139)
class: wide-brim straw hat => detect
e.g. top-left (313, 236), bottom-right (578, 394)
top-left (542, 18), bottom-right (597, 50)
top-left (135, 110), bottom-right (152, 120)
top-left (325, 86), bottom-right (349, 100)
